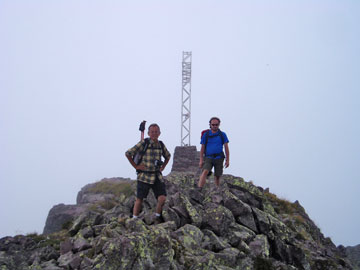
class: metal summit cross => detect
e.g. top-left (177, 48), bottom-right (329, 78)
top-left (181, 51), bottom-right (192, 146)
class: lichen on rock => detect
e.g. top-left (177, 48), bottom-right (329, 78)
top-left (0, 147), bottom-right (356, 270)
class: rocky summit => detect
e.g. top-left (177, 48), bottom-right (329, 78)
top-left (0, 146), bottom-right (358, 270)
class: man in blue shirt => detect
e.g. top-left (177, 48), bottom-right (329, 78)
top-left (198, 117), bottom-right (230, 189)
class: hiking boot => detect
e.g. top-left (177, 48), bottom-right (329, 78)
top-left (197, 186), bottom-right (204, 194)
top-left (154, 216), bottom-right (164, 225)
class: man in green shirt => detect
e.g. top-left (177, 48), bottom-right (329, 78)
top-left (125, 124), bottom-right (171, 222)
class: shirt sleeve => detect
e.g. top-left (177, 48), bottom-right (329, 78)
top-left (222, 132), bottom-right (229, 143)
top-left (125, 141), bottom-right (144, 157)
top-left (162, 143), bottom-right (171, 160)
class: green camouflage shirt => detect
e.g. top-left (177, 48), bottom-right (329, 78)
top-left (126, 139), bottom-right (171, 184)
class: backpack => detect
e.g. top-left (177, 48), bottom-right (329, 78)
top-left (133, 138), bottom-right (165, 171)
top-left (201, 129), bottom-right (225, 158)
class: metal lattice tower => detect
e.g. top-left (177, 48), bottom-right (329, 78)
top-left (181, 51), bottom-right (192, 146)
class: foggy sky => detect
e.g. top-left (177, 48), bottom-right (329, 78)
top-left (1, 0), bottom-right (359, 246)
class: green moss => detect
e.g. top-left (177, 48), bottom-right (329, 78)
top-left (182, 235), bottom-right (197, 249)
top-left (295, 230), bottom-right (308, 241)
top-left (311, 258), bottom-right (338, 270)
top-left (225, 176), bottom-right (263, 197)
top-left (99, 199), bottom-right (118, 210)
top-left (26, 232), bottom-right (46, 243)
top-left (86, 203), bottom-right (106, 213)
top-left (253, 256), bottom-right (275, 270)
top-left (61, 220), bottom-right (73, 230)
top-left (26, 231), bottom-right (68, 251)
top-left (86, 246), bottom-right (96, 259)
top-left (29, 264), bottom-right (42, 270)
top-left (180, 194), bottom-right (201, 225)
top-left (86, 198), bottom-right (122, 213)
top-left (88, 181), bottom-right (134, 197)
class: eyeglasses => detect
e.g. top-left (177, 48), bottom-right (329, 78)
top-left (211, 123), bottom-right (219, 126)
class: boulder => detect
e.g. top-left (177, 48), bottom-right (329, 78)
top-left (43, 203), bottom-right (88, 235)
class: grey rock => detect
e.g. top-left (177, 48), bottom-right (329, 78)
top-left (76, 177), bottom-right (134, 205)
top-left (163, 206), bottom-right (182, 228)
top-left (203, 203), bottom-right (235, 236)
top-left (43, 203), bottom-right (88, 235)
top-left (344, 244), bottom-right (360, 270)
top-left (201, 229), bottom-right (231, 252)
top-left (57, 251), bottom-right (81, 269)
top-left (214, 247), bottom-right (241, 268)
top-left (60, 238), bottom-right (72, 255)
top-left (248, 234), bottom-right (270, 257)
top-left (223, 188), bottom-right (258, 232)
top-left (79, 226), bottom-right (94, 239)
top-left (72, 237), bottom-right (91, 252)
top-left (79, 256), bottom-right (93, 270)
top-left (173, 224), bottom-right (204, 251)
top-left (252, 207), bottom-right (272, 235)
top-left (225, 223), bottom-right (256, 246)
top-left (40, 259), bottom-right (63, 270)
top-left (69, 211), bottom-right (102, 236)
top-left (0, 149), bottom-right (355, 270)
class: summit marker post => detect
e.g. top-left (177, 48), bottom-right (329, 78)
top-left (181, 51), bottom-right (192, 146)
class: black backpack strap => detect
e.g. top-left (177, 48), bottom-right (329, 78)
top-left (219, 130), bottom-right (225, 145)
top-left (204, 130), bottom-right (210, 157)
top-left (139, 139), bottom-right (165, 163)
top-left (159, 140), bottom-right (165, 157)
top-left (135, 138), bottom-right (150, 174)
top-left (138, 138), bottom-right (150, 164)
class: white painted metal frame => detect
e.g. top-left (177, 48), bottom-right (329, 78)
top-left (181, 51), bottom-right (192, 146)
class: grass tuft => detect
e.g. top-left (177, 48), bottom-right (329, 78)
top-left (264, 192), bottom-right (302, 216)
top-left (87, 181), bottom-right (133, 197)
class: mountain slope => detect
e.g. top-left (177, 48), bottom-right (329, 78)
top-left (0, 146), bottom-right (356, 270)
top-left (0, 173), bottom-right (354, 270)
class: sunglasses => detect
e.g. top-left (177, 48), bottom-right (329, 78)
top-left (211, 123), bottom-right (219, 126)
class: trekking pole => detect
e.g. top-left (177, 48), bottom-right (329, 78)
top-left (139, 121), bottom-right (146, 141)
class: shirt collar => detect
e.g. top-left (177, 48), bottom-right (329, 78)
top-left (149, 138), bottom-right (158, 144)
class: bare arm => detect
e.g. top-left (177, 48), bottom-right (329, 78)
top-left (125, 153), bottom-right (145, 171)
top-left (199, 144), bottom-right (205, 168)
top-left (224, 143), bottom-right (230, 168)
top-left (140, 131), bottom-right (144, 141)
top-left (160, 158), bottom-right (170, 172)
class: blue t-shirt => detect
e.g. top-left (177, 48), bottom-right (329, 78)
top-left (200, 130), bottom-right (229, 158)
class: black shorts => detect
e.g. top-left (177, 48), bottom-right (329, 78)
top-left (137, 177), bottom-right (167, 200)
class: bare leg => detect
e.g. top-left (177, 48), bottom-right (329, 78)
top-left (156, 195), bottom-right (166, 215)
top-left (133, 198), bottom-right (143, 216)
top-left (198, 170), bottom-right (209, 188)
top-left (214, 176), bottom-right (221, 187)
top-left (141, 131), bottom-right (144, 141)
